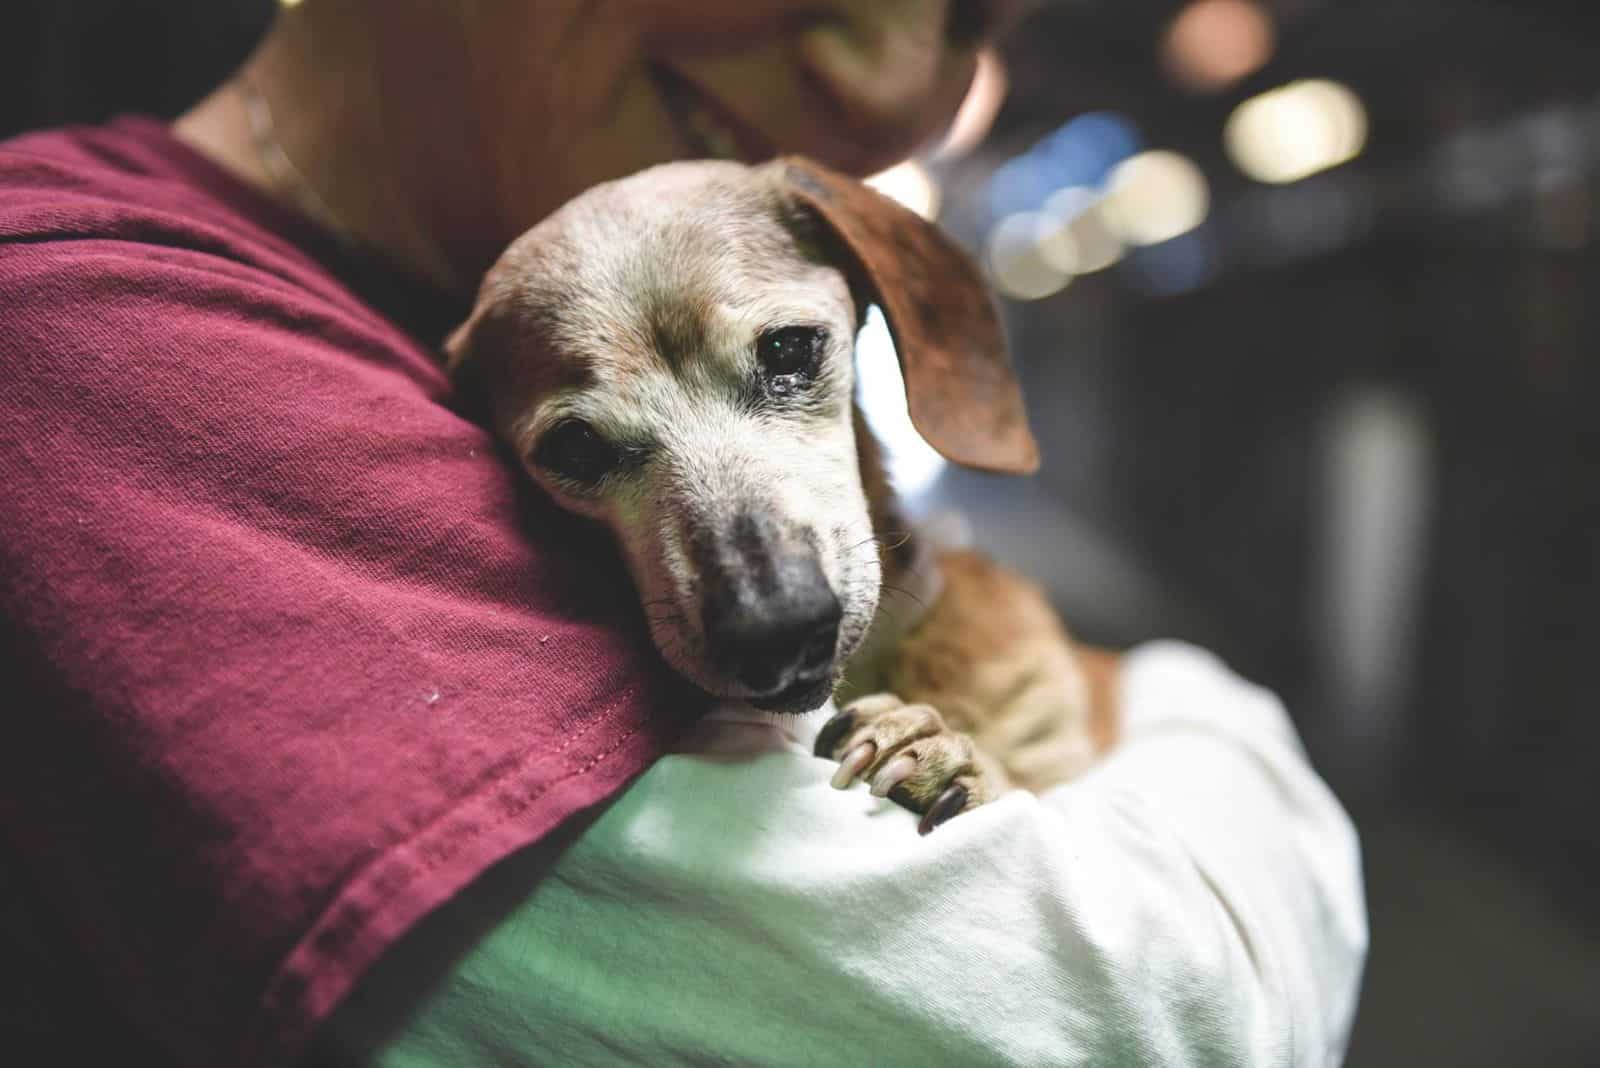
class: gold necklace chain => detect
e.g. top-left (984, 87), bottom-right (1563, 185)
top-left (237, 74), bottom-right (354, 243)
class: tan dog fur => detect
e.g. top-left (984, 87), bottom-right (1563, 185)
top-left (448, 156), bottom-right (1118, 833)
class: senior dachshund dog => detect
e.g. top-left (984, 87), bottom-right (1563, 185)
top-left (447, 158), bottom-right (1117, 834)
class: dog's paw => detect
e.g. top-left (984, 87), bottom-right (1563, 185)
top-left (814, 693), bottom-right (1011, 835)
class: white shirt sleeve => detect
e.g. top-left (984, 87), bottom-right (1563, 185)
top-left (349, 642), bottom-right (1366, 1068)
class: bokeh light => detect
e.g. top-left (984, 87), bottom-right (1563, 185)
top-left (1225, 79), bottom-right (1369, 184)
top-left (1099, 150), bottom-right (1211, 246)
top-left (986, 212), bottom-right (1072, 300)
top-left (1037, 112), bottom-right (1145, 189)
top-left (1037, 187), bottom-right (1125, 274)
top-left (985, 111), bottom-right (1143, 219)
top-left (1162, 0), bottom-right (1276, 92)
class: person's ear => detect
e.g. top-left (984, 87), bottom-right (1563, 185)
top-left (767, 156), bottom-right (1038, 475)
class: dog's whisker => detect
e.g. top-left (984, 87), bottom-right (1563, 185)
top-left (866, 603), bottom-right (912, 631)
top-left (850, 529), bottom-right (913, 551)
top-left (844, 527), bottom-right (911, 551)
top-left (844, 542), bottom-right (886, 561)
top-left (879, 583), bottom-right (928, 610)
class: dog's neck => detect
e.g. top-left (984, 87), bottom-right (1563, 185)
top-left (835, 410), bottom-right (945, 701)
top-left (836, 523), bottom-right (944, 700)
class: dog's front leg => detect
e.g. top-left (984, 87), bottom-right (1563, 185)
top-left (822, 538), bottom-right (1118, 833)
top-left (814, 694), bottom-right (1014, 835)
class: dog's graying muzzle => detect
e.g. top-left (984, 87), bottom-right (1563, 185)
top-left (697, 511), bottom-right (842, 699)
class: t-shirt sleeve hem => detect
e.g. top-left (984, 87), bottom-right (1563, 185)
top-left (244, 704), bottom-right (671, 1065)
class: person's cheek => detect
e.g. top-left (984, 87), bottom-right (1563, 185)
top-left (641, 0), bottom-right (997, 174)
top-left (796, 13), bottom-right (976, 145)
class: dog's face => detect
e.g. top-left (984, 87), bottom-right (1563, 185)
top-left (449, 158), bottom-right (1036, 713)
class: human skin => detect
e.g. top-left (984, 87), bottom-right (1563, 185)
top-left (176, 0), bottom-right (1023, 295)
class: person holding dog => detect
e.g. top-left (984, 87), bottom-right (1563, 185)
top-left (0, 2), bottom-right (1365, 1065)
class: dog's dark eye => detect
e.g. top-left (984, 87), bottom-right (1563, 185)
top-left (756, 325), bottom-right (827, 396)
top-left (533, 419), bottom-right (619, 487)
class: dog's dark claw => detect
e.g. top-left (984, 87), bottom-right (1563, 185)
top-left (917, 784), bottom-right (968, 836)
top-left (813, 710), bottom-right (857, 759)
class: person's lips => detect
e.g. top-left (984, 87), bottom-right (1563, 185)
top-left (649, 64), bottom-right (777, 164)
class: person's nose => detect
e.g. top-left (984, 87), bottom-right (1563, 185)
top-left (796, 1), bottom-right (1009, 158)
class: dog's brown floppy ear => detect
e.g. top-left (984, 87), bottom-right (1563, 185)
top-left (442, 253), bottom-right (530, 422)
top-left (774, 156), bottom-right (1039, 475)
top-left (443, 319), bottom-right (473, 373)
top-left (441, 277), bottom-right (515, 428)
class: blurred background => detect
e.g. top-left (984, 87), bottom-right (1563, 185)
top-left (4, 1), bottom-right (1596, 1065)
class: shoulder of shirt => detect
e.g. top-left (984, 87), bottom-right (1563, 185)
top-left (0, 120), bottom-right (464, 349)
top-left (0, 120), bottom-right (290, 268)
top-left (0, 122), bottom-right (386, 338)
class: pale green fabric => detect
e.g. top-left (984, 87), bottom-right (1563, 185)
top-left (334, 643), bottom-right (1365, 1067)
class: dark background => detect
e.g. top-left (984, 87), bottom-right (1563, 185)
top-left (3, 1), bottom-right (1596, 1065)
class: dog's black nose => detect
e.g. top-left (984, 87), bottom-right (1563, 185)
top-left (703, 561), bottom-right (842, 696)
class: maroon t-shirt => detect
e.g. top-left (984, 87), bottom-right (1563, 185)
top-left (0, 118), bottom-right (700, 1065)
